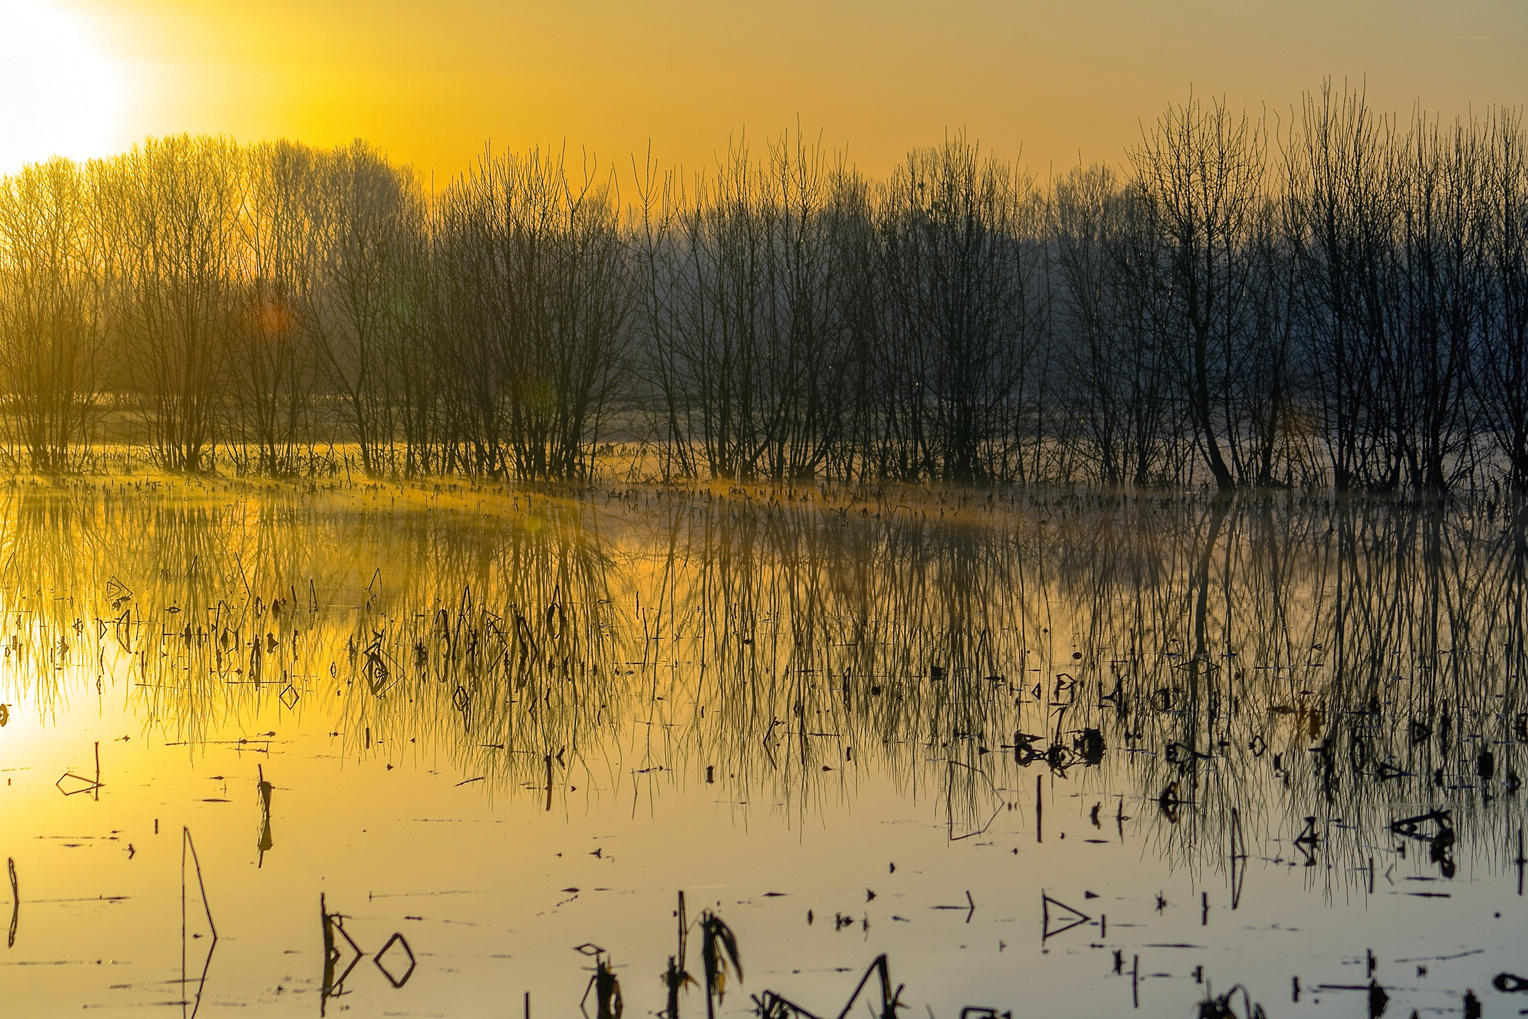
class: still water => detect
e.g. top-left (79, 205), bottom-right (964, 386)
top-left (0, 479), bottom-right (1525, 1018)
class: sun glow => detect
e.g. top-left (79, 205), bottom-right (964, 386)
top-left (0, 0), bottom-right (123, 172)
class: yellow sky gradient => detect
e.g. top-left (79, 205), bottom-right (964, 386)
top-left (6, 0), bottom-right (1527, 182)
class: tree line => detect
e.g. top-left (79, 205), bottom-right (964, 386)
top-left (1, 83), bottom-right (1526, 493)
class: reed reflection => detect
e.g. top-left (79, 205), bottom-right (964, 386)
top-left (3, 480), bottom-right (1527, 897)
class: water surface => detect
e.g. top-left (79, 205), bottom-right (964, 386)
top-left (1, 480), bottom-right (1525, 1017)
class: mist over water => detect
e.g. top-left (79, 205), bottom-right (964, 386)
top-left (0, 479), bottom-right (1524, 1016)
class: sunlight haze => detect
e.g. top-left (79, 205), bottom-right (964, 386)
top-left (6, 0), bottom-right (1520, 179)
top-left (0, 0), bottom-right (125, 170)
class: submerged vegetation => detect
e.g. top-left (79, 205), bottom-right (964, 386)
top-left (1, 83), bottom-right (1527, 492)
top-left (4, 478), bottom-right (1528, 1013)
top-left (5, 478), bottom-right (1528, 883)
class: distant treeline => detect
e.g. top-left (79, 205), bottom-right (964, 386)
top-left (2, 83), bottom-right (1527, 491)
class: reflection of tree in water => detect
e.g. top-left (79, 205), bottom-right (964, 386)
top-left (3, 481), bottom-right (1528, 886)
top-left (1066, 495), bottom-right (1528, 894)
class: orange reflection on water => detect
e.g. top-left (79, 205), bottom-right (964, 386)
top-left (0, 479), bottom-right (1524, 1016)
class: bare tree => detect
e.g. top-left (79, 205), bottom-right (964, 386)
top-left (1133, 95), bottom-right (1267, 491)
top-left (0, 104), bottom-right (1521, 494)
top-left (637, 133), bottom-right (858, 480)
top-left (304, 141), bottom-right (420, 477)
top-left (437, 147), bottom-right (630, 479)
top-left (232, 141), bottom-right (323, 475)
top-left (1477, 109), bottom-right (1528, 493)
top-left (877, 134), bottom-right (1043, 482)
top-left (0, 157), bottom-right (108, 470)
top-left (1050, 164), bottom-right (1175, 486)
top-left (1284, 84), bottom-right (1395, 490)
top-left (98, 135), bottom-right (244, 471)
top-left (1390, 111), bottom-right (1487, 491)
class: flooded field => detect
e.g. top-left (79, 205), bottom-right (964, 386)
top-left (1, 479), bottom-right (1526, 1018)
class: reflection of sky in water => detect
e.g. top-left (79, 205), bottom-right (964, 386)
top-left (0, 481), bottom-right (1526, 1016)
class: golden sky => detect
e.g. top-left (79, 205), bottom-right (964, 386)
top-left (2, 0), bottom-right (1525, 181)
